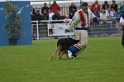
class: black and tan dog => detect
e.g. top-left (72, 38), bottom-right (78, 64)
top-left (48, 37), bottom-right (79, 60)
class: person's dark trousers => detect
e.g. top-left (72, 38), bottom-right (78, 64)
top-left (122, 11), bottom-right (124, 14)
top-left (69, 46), bottom-right (80, 58)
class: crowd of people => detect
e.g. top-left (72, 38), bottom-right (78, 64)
top-left (31, 1), bottom-right (61, 22)
top-left (30, 0), bottom-right (124, 23)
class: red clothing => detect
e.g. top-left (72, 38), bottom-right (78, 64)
top-left (90, 3), bottom-right (100, 12)
top-left (78, 10), bottom-right (86, 28)
top-left (50, 4), bottom-right (60, 13)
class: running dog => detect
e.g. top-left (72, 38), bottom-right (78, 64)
top-left (48, 37), bottom-right (79, 60)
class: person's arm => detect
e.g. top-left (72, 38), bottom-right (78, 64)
top-left (89, 9), bottom-right (98, 22)
top-left (90, 4), bottom-right (94, 12)
top-left (120, 17), bottom-right (124, 28)
top-left (66, 11), bottom-right (80, 30)
top-left (98, 4), bottom-right (101, 11)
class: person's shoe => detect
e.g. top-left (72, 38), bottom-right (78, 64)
top-left (71, 55), bottom-right (76, 60)
top-left (68, 50), bottom-right (72, 58)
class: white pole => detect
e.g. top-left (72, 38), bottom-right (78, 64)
top-left (36, 21), bottom-right (39, 40)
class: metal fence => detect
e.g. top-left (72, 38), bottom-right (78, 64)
top-left (31, 20), bottom-right (122, 40)
top-left (89, 21), bottom-right (122, 37)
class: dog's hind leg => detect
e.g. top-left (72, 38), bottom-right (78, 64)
top-left (48, 46), bottom-right (60, 61)
top-left (57, 50), bottom-right (64, 60)
top-left (65, 50), bottom-right (69, 59)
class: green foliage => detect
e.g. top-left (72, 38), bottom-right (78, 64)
top-left (0, 36), bottom-right (124, 82)
top-left (3, 1), bottom-right (24, 39)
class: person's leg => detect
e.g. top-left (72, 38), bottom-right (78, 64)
top-left (68, 30), bottom-right (88, 59)
top-left (75, 30), bottom-right (88, 57)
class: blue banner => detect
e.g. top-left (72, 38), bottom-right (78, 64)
top-left (0, 1), bottom-right (32, 45)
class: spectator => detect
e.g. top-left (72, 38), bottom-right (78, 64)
top-left (48, 9), bottom-right (54, 21)
top-left (50, 1), bottom-right (61, 13)
top-left (114, 8), bottom-right (122, 21)
top-left (30, 6), bottom-right (36, 15)
top-left (69, 2), bottom-right (77, 19)
top-left (100, 9), bottom-right (107, 25)
top-left (52, 11), bottom-right (60, 20)
top-left (31, 14), bottom-right (34, 21)
top-left (120, 1), bottom-right (124, 13)
top-left (102, 1), bottom-right (109, 10)
top-left (93, 8), bottom-right (100, 18)
top-left (106, 8), bottom-right (114, 35)
top-left (111, 1), bottom-right (118, 12)
top-left (41, 3), bottom-right (49, 14)
top-left (79, 1), bottom-right (84, 9)
top-left (34, 10), bottom-right (42, 21)
top-left (111, 8), bottom-right (116, 15)
top-left (41, 10), bottom-right (49, 20)
top-left (30, 6), bottom-right (36, 20)
top-left (90, 0), bottom-right (101, 12)
top-left (100, 9), bottom-right (107, 20)
top-left (106, 8), bottom-right (114, 18)
top-left (64, 15), bottom-right (71, 23)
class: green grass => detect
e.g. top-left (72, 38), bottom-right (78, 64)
top-left (0, 36), bottom-right (124, 82)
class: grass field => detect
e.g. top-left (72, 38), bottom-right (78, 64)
top-left (0, 36), bottom-right (124, 82)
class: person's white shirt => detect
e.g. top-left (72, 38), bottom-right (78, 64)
top-left (106, 10), bottom-right (114, 17)
top-left (120, 16), bottom-right (124, 28)
top-left (49, 12), bottom-right (54, 21)
top-left (100, 13), bottom-right (107, 20)
top-left (120, 17), bottom-right (124, 23)
top-left (106, 10), bottom-right (114, 23)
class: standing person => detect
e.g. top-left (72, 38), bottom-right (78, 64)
top-left (120, 1), bottom-right (124, 13)
top-left (41, 10), bottom-right (49, 20)
top-left (52, 11), bottom-right (60, 20)
top-left (111, 0), bottom-right (118, 12)
top-left (48, 9), bottom-right (54, 21)
top-left (79, 1), bottom-right (84, 9)
top-left (34, 10), bottom-right (42, 21)
top-left (30, 6), bottom-right (36, 20)
top-left (120, 13), bottom-right (124, 48)
top-left (41, 3), bottom-right (49, 14)
top-left (106, 7), bottom-right (114, 35)
top-left (69, 2), bottom-right (77, 19)
top-left (65, 2), bottom-right (97, 59)
top-left (90, 0), bottom-right (101, 12)
top-left (100, 9), bottom-right (107, 20)
top-left (102, 1), bottom-right (109, 10)
top-left (50, 1), bottom-right (61, 13)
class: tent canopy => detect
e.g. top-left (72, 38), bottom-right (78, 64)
top-left (0, 0), bottom-right (122, 6)
top-left (0, 0), bottom-right (121, 2)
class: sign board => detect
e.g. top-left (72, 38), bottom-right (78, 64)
top-left (47, 23), bottom-right (74, 36)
